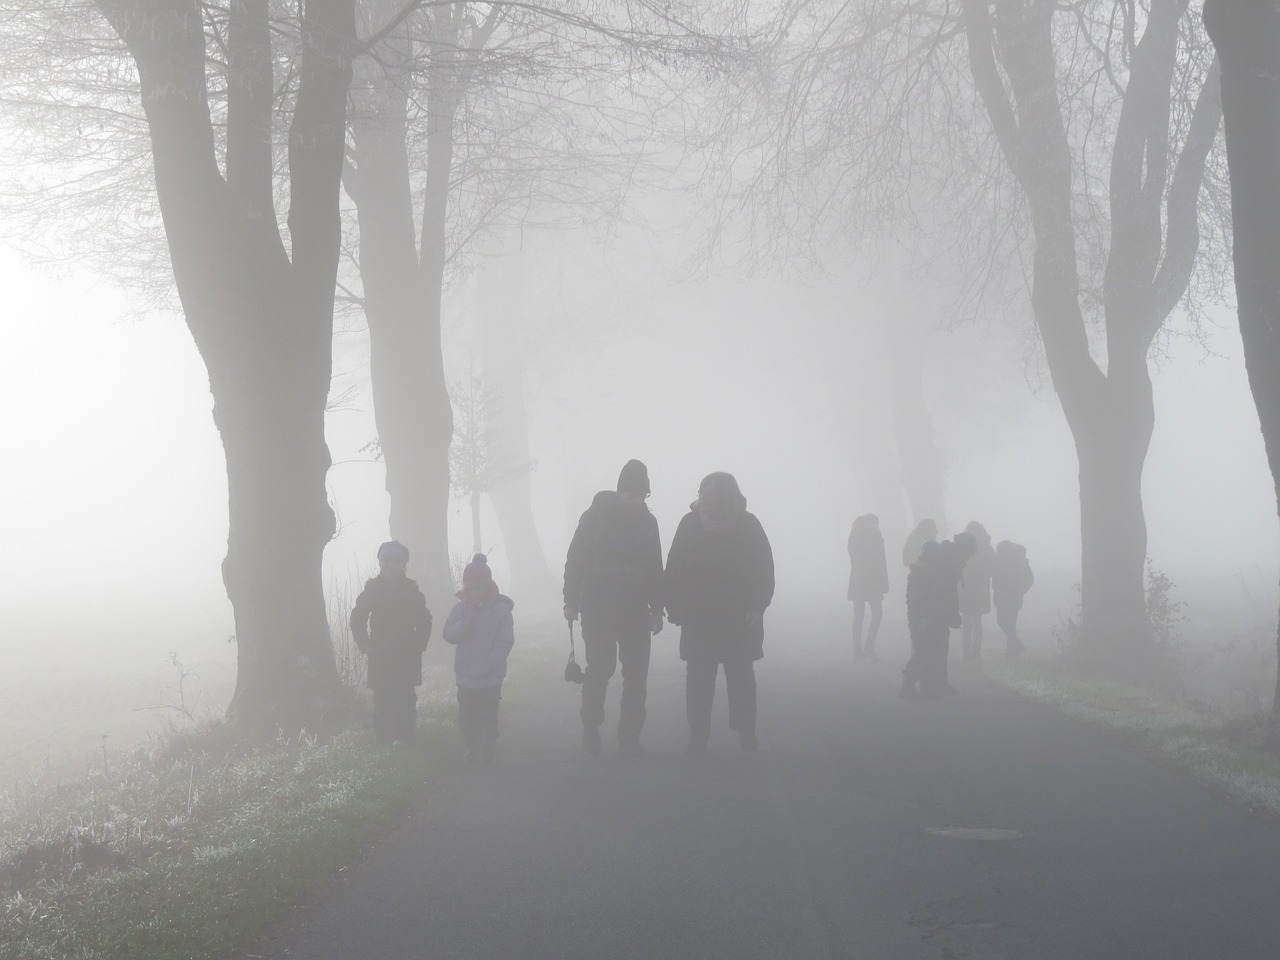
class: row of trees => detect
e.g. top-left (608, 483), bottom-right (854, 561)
top-left (6, 0), bottom-right (1280, 722)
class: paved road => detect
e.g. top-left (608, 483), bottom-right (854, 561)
top-left (241, 606), bottom-right (1280, 959)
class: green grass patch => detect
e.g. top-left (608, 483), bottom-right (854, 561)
top-left (987, 656), bottom-right (1280, 819)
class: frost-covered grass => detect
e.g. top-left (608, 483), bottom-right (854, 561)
top-left (0, 616), bottom-right (563, 960)
top-left (987, 656), bottom-right (1280, 818)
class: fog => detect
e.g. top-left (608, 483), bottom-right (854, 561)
top-left (3, 231), bottom-right (1274, 688)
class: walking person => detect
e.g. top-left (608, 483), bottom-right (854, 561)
top-left (992, 540), bottom-right (1034, 657)
top-left (959, 521), bottom-right (996, 661)
top-left (901, 532), bottom-right (975, 698)
top-left (902, 518), bottom-right (939, 567)
top-left (443, 554), bottom-right (515, 763)
top-left (664, 472), bottom-right (775, 753)
top-left (847, 514), bottom-right (889, 662)
top-left (563, 459), bottom-right (664, 758)
top-left (350, 541), bottom-right (434, 744)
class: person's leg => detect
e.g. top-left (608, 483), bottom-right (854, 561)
top-left (372, 685), bottom-right (392, 743)
top-left (617, 629), bottom-right (652, 754)
top-left (998, 606), bottom-right (1025, 655)
top-left (852, 600), bottom-right (866, 660)
top-left (479, 685), bottom-right (501, 762)
top-left (456, 686), bottom-right (475, 754)
top-left (961, 615), bottom-right (975, 659)
top-left (901, 633), bottom-right (925, 695)
top-left (724, 658), bottom-right (758, 750)
top-left (580, 619), bottom-right (618, 753)
top-left (865, 598), bottom-right (883, 660)
top-left (972, 614), bottom-right (984, 658)
top-left (685, 659), bottom-right (718, 751)
top-left (394, 684), bottom-right (418, 742)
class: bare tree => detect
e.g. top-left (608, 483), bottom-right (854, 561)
top-left (344, 0), bottom-right (752, 612)
top-left (82, 0), bottom-right (356, 731)
top-left (1204, 0), bottom-right (1280, 712)
top-left (711, 1), bottom-right (1227, 676)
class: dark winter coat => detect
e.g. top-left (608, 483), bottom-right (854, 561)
top-left (563, 491), bottom-right (663, 626)
top-left (847, 524), bottom-right (889, 602)
top-left (992, 542), bottom-right (1034, 612)
top-left (906, 542), bottom-right (965, 637)
top-left (664, 509), bottom-right (775, 663)
top-left (443, 585), bottom-right (515, 689)
top-left (350, 573), bottom-right (433, 689)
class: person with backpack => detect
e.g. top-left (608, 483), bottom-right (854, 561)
top-left (563, 460), bottom-right (664, 758)
top-left (350, 540), bottom-right (434, 744)
top-left (443, 554), bottom-right (515, 763)
top-left (992, 540), bottom-right (1034, 657)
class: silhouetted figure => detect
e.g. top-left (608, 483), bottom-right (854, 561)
top-left (350, 541), bottom-right (434, 744)
top-left (665, 472), bottom-right (775, 753)
top-left (563, 460), bottom-right (664, 758)
top-left (959, 521), bottom-right (996, 661)
top-left (902, 518), bottom-right (938, 567)
top-left (847, 514), bottom-right (889, 661)
top-left (992, 540), bottom-right (1034, 657)
top-left (901, 533), bottom-right (975, 698)
top-left (443, 554), bottom-right (514, 763)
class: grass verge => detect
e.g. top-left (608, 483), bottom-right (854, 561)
top-left (986, 656), bottom-right (1280, 819)
top-left (0, 620), bottom-right (565, 960)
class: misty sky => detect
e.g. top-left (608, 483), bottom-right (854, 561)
top-left (2, 236), bottom-right (1275, 673)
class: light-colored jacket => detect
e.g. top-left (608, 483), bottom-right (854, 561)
top-left (443, 588), bottom-right (515, 689)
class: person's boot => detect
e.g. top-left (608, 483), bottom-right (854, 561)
top-left (739, 731), bottom-right (759, 752)
top-left (618, 736), bottom-right (645, 759)
top-left (582, 725), bottom-right (602, 756)
top-left (1006, 639), bottom-right (1025, 658)
top-left (864, 643), bottom-right (881, 664)
top-left (899, 675), bottom-right (920, 699)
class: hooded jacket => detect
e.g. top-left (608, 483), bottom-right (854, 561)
top-left (563, 490), bottom-right (663, 624)
top-left (847, 520), bottom-right (890, 601)
top-left (443, 584), bottom-right (516, 689)
top-left (350, 573), bottom-right (433, 688)
top-left (664, 506), bottom-right (775, 663)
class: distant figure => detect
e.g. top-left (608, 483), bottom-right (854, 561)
top-left (350, 541), bottom-right (434, 744)
top-left (902, 518), bottom-right (938, 567)
top-left (443, 554), bottom-right (515, 763)
top-left (563, 460), bottom-right (664, 758)
top-left (959, 521), bottom-right (996, 661)
top-left (901, 533), bottom-right (975, 698)
top-left (664, 472), bottom-right (775, 753)
top-left (992, 541), bottom-right (1034, 657)
top-left (847, 514), bottom-right (889, 662)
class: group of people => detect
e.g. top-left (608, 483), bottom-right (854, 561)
top-left (348, 460), bottom-right (775, 761)
top-left (847, 515), bottom-right (1035, 699)
top-left (345, 468), bottom-right (1035, 757)
top-left (564, 460), bottom-right (775, 757)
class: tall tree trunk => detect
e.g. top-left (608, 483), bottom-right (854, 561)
top-left (98, 0), bottom-right (352, 731)
top-left (479, 243), bottom-right (557, 604)
top-left (347, 13), bottom-right (454, 613)
top-left (1205, 0), bottom-right (1280, 712)
top-left (961, 0), bottom-right (1218, 675)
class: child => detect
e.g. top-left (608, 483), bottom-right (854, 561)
top-left (443, 554), bottom-right (515, 763)
top-left (992, 540), bottom-right (1034, 657)
top-left (349, 540), bottom-right (433, 744)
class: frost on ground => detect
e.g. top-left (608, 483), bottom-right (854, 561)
top-left (988, 655), bottom-right (1280, 819)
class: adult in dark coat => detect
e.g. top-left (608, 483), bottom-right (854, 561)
top-left (664, 472), bottom-right (774, 753)
top-left (847, 514), bottom-right (890, 661)
top-left (959, 521), bottom-right (996, 661)
top-left (900, 533), bottom-right (975, 698)
top-left (563, 459), bottom-right (664, 757)
top-left (992, 540), bottom-right (1034, 657)
top-left (350, 541), bottom-right (434, 743)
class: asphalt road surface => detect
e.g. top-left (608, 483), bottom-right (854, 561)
top-left (240, 606), bottom-right (1280, 959)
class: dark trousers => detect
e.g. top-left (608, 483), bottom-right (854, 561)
top-left (581, 617), bottom-right (652, 745)
top-left (372, 682), bottom-right (417, 742)
top-left (686, 657), bottom-right (756, 745)
top-left (902, 626), bottom-right (950, 694)
top-left (996, 605), bottom-right (1020, 644)
top-left (457, 684), bottom-right (501, 754)
top-left (852, 597), bottom-right (883, 656)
